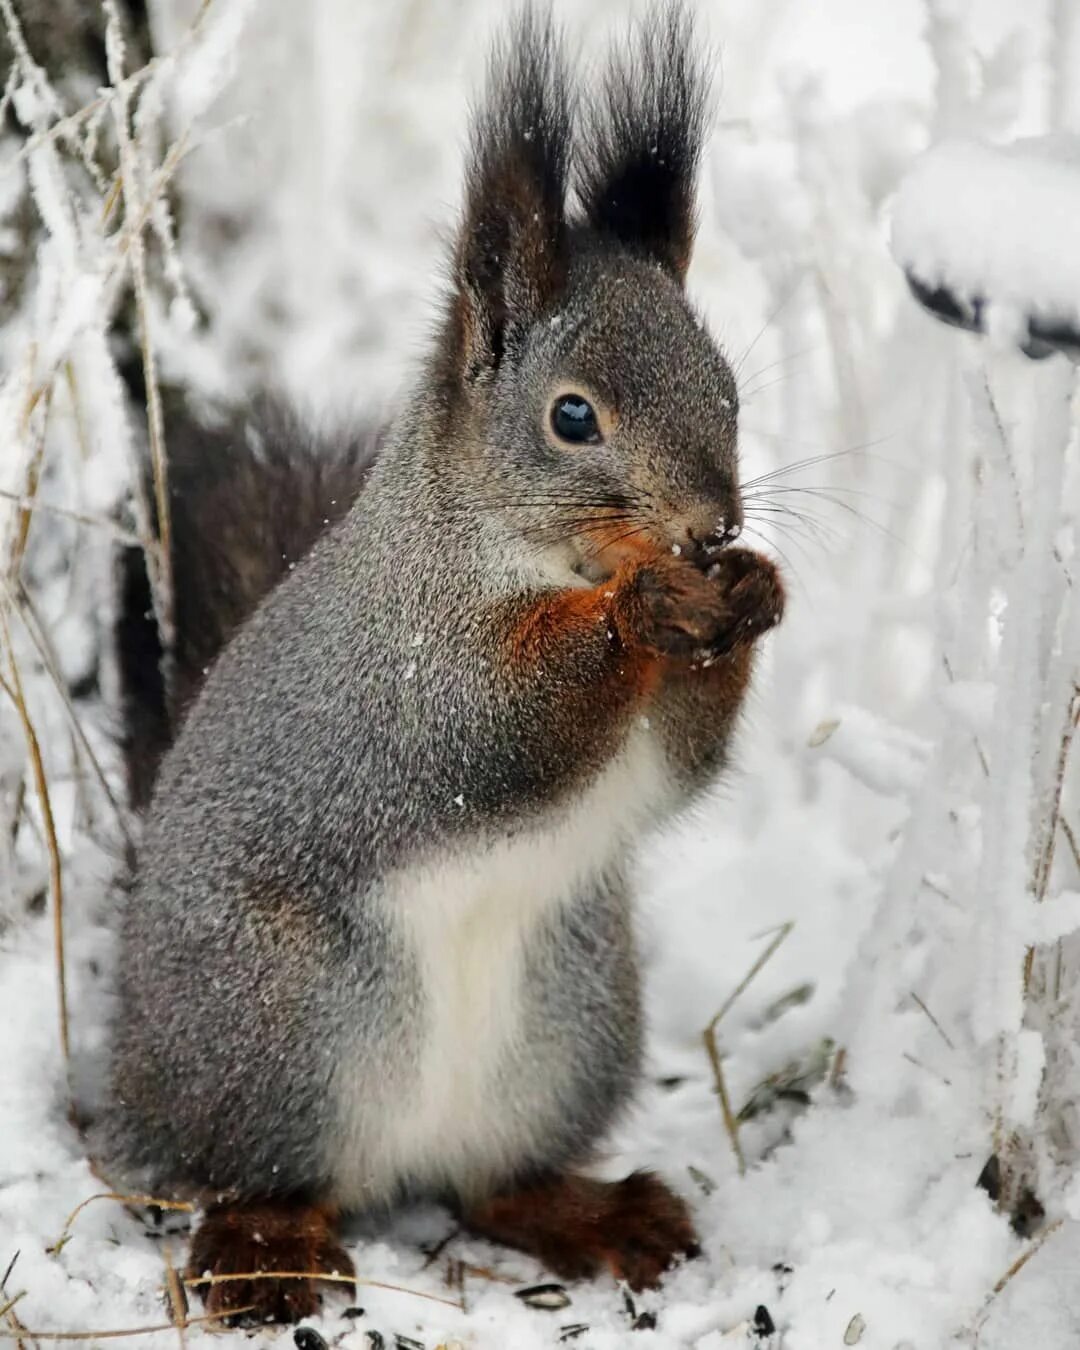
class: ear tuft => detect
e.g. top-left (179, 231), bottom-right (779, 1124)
top-left (452, 8), bottom-right (574, 382)
top-left (577, 4), bottom-right (709, 282)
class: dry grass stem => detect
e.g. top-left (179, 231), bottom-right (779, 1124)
top-left (901, 1051), bottom-right (951, 1087)
top-left (1033, 685), bottom-right (1080, 903)
top-left (0, 1308), bottom-right (256, 1341)
top-left (446, 1256), bottom-right (467, 1314)
top-left (63, 363), bottom-right (90, 464)
top-left (6, 388), bottom-right (51, 580)
top-left (11, 587), bottom-right (132, 846)
top-left (161, 1249), bottom-right (187, 1342)
top-left (48, 1194), bottom-right (194, 1257)
top-left (703, 1040), bottom-right (745, 1176)
top-left (460, 1263), bottom-right (522, 1286)
top-left (709, 922), bottom-right (795, 1031)
top-left (183, 1270), bottom-right (464, 1309)
top-left (910, 991), bottom-right (955, 1050)
top-left (0, 490), bottom-right (140, 547)
top-left (421, 1226), bottom-right (460, 1270)
top-left (1061, 815), bottom-right (1080, 874)
top-left (971, 1215), bottom-right (1065, 1342)
top-left (1024, 683), bottom-right (1080, 996)
top-left (0, 1293), bottom-right (25, 1322)
top-left (702, 921), bottom-right (795, 1175)
top-left (988, 1218), bottom-right (1063, 1298)
top-left (103, 0), bottom-right (174, 655)
top-left (100, 173), bottom-right (123, 227)
top-left (0, 613), bottom-right (67, 1064)
top-left (942, 653), bottom-right (990, 778)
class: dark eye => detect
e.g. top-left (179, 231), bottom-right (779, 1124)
top-left (551, 394), bottom-right (601, 445)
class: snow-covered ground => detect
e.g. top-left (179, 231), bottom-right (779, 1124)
top-left (2, 0), bottom-right (1080, 1346)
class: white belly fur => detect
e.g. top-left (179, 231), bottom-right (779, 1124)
top-left (329, 723), bottom-right (670, 1206)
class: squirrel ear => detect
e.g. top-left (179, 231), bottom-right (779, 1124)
top-left (577, 5), bottom-right (708, 283)
top-left (450, 10), bottom-right (572, 383)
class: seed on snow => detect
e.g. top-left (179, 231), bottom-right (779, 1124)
top-left (753, 1304), bottom-right (776, 1337)
top-left (844, 1313), bottom-right (866, 1344)
top-left (515, 1283), bottom-right (572, 1310)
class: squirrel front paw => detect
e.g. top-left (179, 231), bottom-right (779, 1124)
top-left (631, 547), bottom-right (784, 659)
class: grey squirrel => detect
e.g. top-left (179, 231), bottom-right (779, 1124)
top-left (107, 5), bottom-right (785, 1325)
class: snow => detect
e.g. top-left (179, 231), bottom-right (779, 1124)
top-left (891, 136), bottom-right (1080, 327)
top-left (2, 0), bottom-right (1080, 1347)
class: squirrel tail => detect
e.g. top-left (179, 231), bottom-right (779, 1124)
top-left (116, 400), bottom-right (380, 809)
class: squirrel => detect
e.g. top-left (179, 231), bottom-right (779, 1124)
top-left (105, 5), bottom-right (785, 1326)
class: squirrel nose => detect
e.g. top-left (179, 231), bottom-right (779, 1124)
top-left (677, 501), bottom-right (743, 557)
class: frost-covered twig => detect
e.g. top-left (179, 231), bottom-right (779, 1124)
top-left (1032, 684), bottom-right (1080, 907)
top-left (0, 611), bottom-right (67, 1065)
top-left (103, 0), bottom-right (173, 655)
top-left (0, 488), bottom-right (141, 545)
top-left (10, 587), bottom-right (133, 845)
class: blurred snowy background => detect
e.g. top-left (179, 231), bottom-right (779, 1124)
top-left (1, 0), bottom-right (1079, 1346)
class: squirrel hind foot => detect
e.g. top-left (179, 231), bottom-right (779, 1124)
top-left (186, 1200), bottom-right (355, 1326)
top-left (464, 1170), bottom-right (700, 1293)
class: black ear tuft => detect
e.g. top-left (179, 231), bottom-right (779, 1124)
top-left (577, 4), bottom-right (708, 282)
top-left (451, 8), bottom-right (573, 383)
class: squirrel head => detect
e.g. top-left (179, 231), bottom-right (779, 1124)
top-left (435, 5), bottom-right (741, 582)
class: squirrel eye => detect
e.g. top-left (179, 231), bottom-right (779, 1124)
top-left (551, 394), bottom-right (601, 445)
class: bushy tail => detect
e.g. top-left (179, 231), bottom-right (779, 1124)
top-left (116, 401), bottom-right (381, 809)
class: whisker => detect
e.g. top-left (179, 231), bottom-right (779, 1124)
top-left (730, 274), bottom-right (807, 379)
top-left (740, 523), bottom-right (807, 599)
top-left (744, 493), bottom-right (850, 534)
top-left (745, 503), bottom-right (842, 550)
top-left (580, 523), bottom-right (653, 561)
top-left (739, 441), bottom-right (900, 489)
top-left (745, 510), bottom-right (839, 561)
top-left (739, 370), bottom-right (811, 403)
top-left (744, 482), bottom-right (899, 510)
top-left (465, 496), bottom-right (639, 511)
top-left (519, 515), bottom-right (640, 544)
top-left (739, 344), bottom-right (820, 391)
top-left (751, 485), bottom-right (904, 547)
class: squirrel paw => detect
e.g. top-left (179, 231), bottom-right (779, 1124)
top-left (186, 1200), bottom-right (355, 1326)
top-left (633, 547), bottom-right (784, 659)
top-left (702, 545), bottom-right (785, 656)
top-left (465, 1170), bottom-right (700, 1293)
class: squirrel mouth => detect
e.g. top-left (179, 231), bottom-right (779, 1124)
top-left (573, 554), bottom-right (619, 584)
top-left (570, 521), bottom-right (661, 583)
top-left (570, 516), bottom-right (742, 584)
